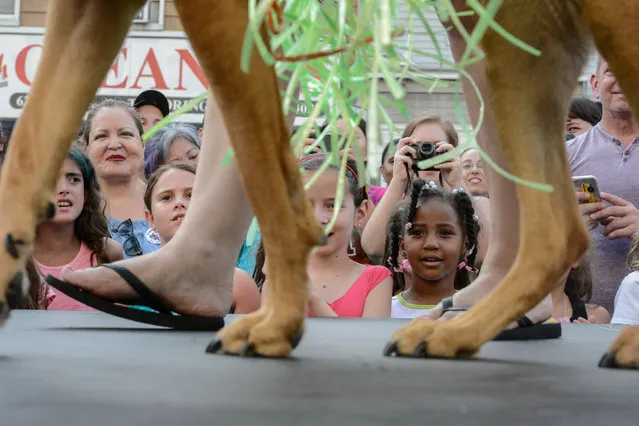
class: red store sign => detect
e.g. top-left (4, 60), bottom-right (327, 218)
top-left (0, 33), bottom-right (210, 121)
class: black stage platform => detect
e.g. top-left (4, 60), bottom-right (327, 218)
top-left (1, 311), bottom-right (636, 425)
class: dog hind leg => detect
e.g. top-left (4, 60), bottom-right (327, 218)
top-left (386, 0), bottom-right (591, 357)
top-left (174, 0), bottom-right (322, 357)
top-left (582, 0), bottom-right (639, 370)
top-left (0, 0), bottom-right (147, 320)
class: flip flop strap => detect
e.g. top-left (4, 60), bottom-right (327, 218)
top-left (517, 316), bottom-right (534, 328)
top-left (441, 296), bottom-right (471, 312)
top-left (102, 264), bottom-right (173, 315)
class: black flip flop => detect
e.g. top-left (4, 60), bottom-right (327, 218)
top-left (44, 264), bottom-right (225, 331)
top-left (441, 296), bottom-right (562, 341)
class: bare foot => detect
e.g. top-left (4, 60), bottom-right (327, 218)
top-left (61, 237), bottom-right (235, 317)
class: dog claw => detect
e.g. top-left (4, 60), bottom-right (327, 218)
top-left (412, 342), bottom-right (427, 358)
top-left (5, 233), bottom-right (25, 260)
top-left (45, 202), bottom-right (57, 219)
top-left (0, 302), bottom-right (9, 322)
top-left (598, 351), bottom-right (619, 369)
top-left (383, 341), bottom-right (399, 357)
top-left (289, 331), bottom-right (303, 350)
top-left (6, 271), bottom-right (24, 308)
top-left (239, 342), bottom-right (260, 357)
top-left (205, 339), bottom-right (223, 354)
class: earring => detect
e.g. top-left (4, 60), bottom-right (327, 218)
top-left (387, 256), bottom-right (404, 273)
top-left (347, 236), bottom-right (357, 256)
top-left (401, 259), bottom-right (412, 273)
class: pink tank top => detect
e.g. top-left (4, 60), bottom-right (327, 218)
top-left (34, 242), bottom-right (97, 311)
top-left (310, 265), bottom-right (391, 317)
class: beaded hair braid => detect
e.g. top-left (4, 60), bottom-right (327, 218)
top-left (383, 199), bottom-right (410, 295)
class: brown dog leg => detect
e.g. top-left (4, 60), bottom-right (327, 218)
top-left (0, 0), bottom-right (146, 320)
top-left (582, 0), bottom-right (639, 370)
top-left (173, 0), bottom-right (322, 357)
top-left (385, 1), bottom-right (591, 358)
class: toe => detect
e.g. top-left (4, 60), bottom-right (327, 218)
top-left (62, 265), bottom-right (132, 299)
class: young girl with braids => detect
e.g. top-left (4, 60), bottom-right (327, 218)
top-left (387, 180), bottom-right (480, 319)
top-left (260, 154), bottom-right (393, 317)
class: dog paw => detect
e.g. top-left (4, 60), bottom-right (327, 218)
top-left (384, 317), bottom-right (479, 359)
top-left (206, 310), bottom-right (304, 358)
top-left (599, 326), bottom-right (639, 370)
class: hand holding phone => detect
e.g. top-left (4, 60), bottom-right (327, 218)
top-left (573, 175), bottom-right (601, 204)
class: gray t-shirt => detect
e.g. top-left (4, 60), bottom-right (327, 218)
top-left (567, 124), bottom-right (639, 313)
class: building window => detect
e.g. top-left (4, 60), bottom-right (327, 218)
top-left (133, 2), bottom-right (151, 23)
top-left (0, 0), bottom-right (20, 26)
top-left (131, 0), bottom-right (165, 31)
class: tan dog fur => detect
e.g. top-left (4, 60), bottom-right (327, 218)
top-left (0, 0), bottom-right (637, 366)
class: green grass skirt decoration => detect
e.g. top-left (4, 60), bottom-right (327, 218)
top-left (143, 0), bottom-right (554, 237)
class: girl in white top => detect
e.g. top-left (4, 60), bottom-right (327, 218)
top-left (612, 241), bottom-right (639, 324)
top-left (385, 181), bottom-right (479, 319)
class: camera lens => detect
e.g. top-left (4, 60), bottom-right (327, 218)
top-left (587, 186), bottom-right (594, 193)
top-left (417, 142), bottom-right (436, 159)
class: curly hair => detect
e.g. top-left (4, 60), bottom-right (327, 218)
top-left (81, 99), bottom-right (144, 146)
top-left (383, 199), bottom-right (410, 295)
top-left (66, 144), bottom-right (110, 265)
top-left (403, 179), bottom-right (480, 290)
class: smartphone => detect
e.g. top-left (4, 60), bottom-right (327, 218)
top-left (573, 175), bottom-right (601, 203)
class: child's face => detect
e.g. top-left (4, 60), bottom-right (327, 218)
top-left (402, 199), bottom-right (465, 284)
top-left (50, 158), bottom-right (86, 224)
top-left (145, 169), bottom-right (194, 245)
top-left (303, 170), bottom-right (364, 257)
top-left (86, 107), bottom-right (144, 181)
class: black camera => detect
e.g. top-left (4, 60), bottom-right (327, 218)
top-left (409, 141), bottom-right (439, 173)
